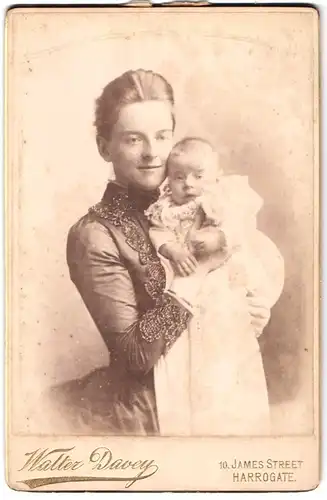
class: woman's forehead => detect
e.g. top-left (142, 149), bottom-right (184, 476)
top-left (113, 100), bottom-right (173, 134)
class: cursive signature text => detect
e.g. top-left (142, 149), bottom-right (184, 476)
top-left (18, 446), bottom-right (159, 488)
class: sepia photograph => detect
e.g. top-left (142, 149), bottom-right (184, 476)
top-left (6, 5), bottom-right (319, 491)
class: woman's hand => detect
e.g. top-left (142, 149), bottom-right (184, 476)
top-left (246, 290), bottom-right (271, 337)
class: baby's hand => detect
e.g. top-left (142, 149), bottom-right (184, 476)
top-left (159, 243), bottom-right (198, 277)
top-left (189, 227), bottom-right (225, 256)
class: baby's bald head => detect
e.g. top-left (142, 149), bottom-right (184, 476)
top-left (167, 137), bottom-right (220, 179)
top-left (166, 137), bottom-right (221, 205)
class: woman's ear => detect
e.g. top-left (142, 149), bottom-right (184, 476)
top-left (96, 136), bottom-right (111, 162)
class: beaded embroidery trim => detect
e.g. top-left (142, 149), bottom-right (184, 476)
top-left (89, 192), bottom-right (190, 346)
top-left (139, 295), bottom-right (190, 353)
top-left (89, 192), bottom-right (166, 301)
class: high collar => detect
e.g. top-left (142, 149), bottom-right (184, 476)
top-left (101, 181), bottom-right (160, 213)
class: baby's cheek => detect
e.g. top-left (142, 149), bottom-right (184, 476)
top-left (195, 184), bottom-right (205, 196)
top-left (168, 179), bottom-right (176, 191)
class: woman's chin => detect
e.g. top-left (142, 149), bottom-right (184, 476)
top-left (134, 171), bottom-right (166, 191)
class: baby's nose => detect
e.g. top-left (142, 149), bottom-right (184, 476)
top-left (185, 176), bottom-right (195, 188)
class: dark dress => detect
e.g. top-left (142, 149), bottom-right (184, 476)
top-left (48, 182), bottom-right (190, 435)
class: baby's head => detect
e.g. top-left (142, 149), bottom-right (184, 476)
top-left (166, 137), bottom-right (220, 205)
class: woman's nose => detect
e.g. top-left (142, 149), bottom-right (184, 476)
top-left (142, 140), bottom-right (158, 162)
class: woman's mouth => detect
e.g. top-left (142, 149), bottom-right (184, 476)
top-left (138, 165), bottom-right (163, 171)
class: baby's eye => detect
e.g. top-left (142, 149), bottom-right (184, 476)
top-left (175, 175), bottom-right (184, 181)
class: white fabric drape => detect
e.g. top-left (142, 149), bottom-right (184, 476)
top-left (155, 231), bottom-right (284, 436)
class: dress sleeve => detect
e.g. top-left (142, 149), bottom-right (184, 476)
top-left (67, 222), bottom-right (191, 375)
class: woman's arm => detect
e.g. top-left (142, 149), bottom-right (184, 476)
top-left (67, 221), bottom-right (191, 376)
top-left (246, 230), bottom-right (285, 336)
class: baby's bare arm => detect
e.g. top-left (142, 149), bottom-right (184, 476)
top-left (159, 242), bottom-right (198, 277)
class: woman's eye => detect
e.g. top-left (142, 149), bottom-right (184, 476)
top-left (157, 132), bottom-right (172, 141)
top-left (195, 174), bottom-right (203, 180)
top-left (125, 136), bottom-right (141, 145)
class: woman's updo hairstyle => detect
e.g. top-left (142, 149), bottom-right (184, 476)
top-left (94, 69), bottom-right (175, 140)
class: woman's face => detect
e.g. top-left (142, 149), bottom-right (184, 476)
top-left (101, 100), bottom-right (174, 191)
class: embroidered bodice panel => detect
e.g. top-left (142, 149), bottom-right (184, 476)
top-left (89, 189), bottom-right (167, 303)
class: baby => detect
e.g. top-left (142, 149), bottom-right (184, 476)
top-left (145, 137), bottom-right (264, 289)
top-left (146, 137), bottom-right (273, 435)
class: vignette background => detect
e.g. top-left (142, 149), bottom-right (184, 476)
top-left (7, 7), bottom-right (317, 435)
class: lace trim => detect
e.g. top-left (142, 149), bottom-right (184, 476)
top-left (89, 193), bottom-right (165, 300)
top-left (139, 295), bottom-right (190, 352)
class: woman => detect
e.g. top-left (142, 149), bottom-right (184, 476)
top-left (50, 69), bottom-right (283, 435)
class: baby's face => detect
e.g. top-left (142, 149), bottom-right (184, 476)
top-left (167, 149), bottom-right (218, 205)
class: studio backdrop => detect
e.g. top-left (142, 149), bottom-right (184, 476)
top-left (8, 8), bottom-right (316, 434)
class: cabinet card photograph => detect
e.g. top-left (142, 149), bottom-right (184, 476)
top-left (5, 5), bottom-right (320, 492)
